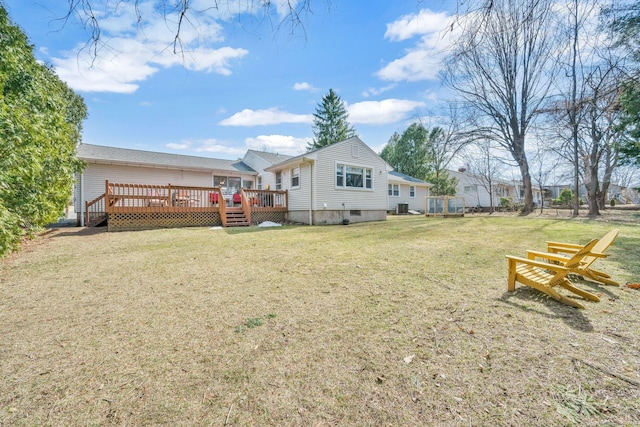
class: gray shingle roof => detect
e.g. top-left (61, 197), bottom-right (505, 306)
top-left (388, 170), bottom-right (430, 185)
top-left (77, 144), bottom-right (256, 174)
top-left (246, 150), bottom-right (293, 165)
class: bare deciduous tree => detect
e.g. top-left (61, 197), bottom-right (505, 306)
top-left (443, 0), bottom-right (559, 214)
top-left (463, 140), bottom-right (507, 213)
top-left (60, 0), bottom-right (322, 56)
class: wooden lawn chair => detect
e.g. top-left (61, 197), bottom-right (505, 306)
top-left (506, 239), bottom-right (601, 309)
top-left (545, 229), bottom-right (620, 286)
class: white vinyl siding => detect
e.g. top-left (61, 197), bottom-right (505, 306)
top-left (387, 181), bottom-right (430, 211)
top-left (310, 139), bottom-right (388, 211)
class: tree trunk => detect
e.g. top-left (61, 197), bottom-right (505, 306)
top-left (598, 144), bottom-right (618, 209)
top-left (514, 137), bottom-right (534, 214)
top-left (584, 156), bottom-right (601, 216)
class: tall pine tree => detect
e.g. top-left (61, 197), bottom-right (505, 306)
top-left (309, 89), bottom-right (356, 151)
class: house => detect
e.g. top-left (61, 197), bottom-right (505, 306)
top-left (387, 171), bottom-right (432, 213)
top-left (74, 137), bottom-right (400, 229)
top-left (447, 168), bottom-right (544, 209)
top-left (264, 137), bottom-right (393, 225)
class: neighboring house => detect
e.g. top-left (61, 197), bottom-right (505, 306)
top-left (446, 168), bottom-right (546, 209)
top-left (74, 137), bottom-right (402, 227)
top-left (448, 168), bottom-right (518, 209)
top-left (264, 137), bottom-right (393, 225)
top-left (387, 171), bottom-right (431, 213)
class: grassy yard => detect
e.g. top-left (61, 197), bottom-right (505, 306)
top-left (1, 215), bottom-right (639, 426)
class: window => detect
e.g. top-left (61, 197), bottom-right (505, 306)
top-left (409, 186), bottom-right (416, 198)
top-left (336, 163), bottom-right (373, 190)
top-left (464, 185), bottom-right (476, 192)
top-left (275, 172), bottom-right (282, 190)
top-left (336, 164), bottom-right (344, 187)
top-left (243, 181), bottom-right (253, 190)
top-left (388, 184), bottom-right (399, 197)
top-left (257, 176), bottom-right (262, 190)
top-left (214, 175), bottom-right (241, 194)
top-left (291, 167), bottom-right (300, 188)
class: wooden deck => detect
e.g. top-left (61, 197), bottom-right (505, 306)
top-left (86, 181), bottom-right (288, 230)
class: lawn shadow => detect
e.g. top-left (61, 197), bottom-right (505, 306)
top-left (51, 226), bottom-right (108, 237)
top-left (569, 276), bottom-right (620, 300)
top-left (499, 287), bottom-right (594, 332)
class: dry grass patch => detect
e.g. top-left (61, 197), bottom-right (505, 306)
top-left (1, 215), bottom-right (640, 426)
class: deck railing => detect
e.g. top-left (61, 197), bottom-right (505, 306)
top-left (85, 193), bottom-right (106, 226)
top-left (242, 189), bottom-right (288, 212)
top-left (91, 181), bottom-right (288, 217)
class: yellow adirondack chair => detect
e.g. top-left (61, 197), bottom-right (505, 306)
top-left (506, 239), bottom-right (601, 309)
top-left (545, 229), bottom-right (620, 286)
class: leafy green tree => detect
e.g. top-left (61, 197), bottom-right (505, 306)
top-left (0, 5), bottom-right (87, 256)
top-left (554, 188), bottom-right (574, 205)
top-left (380, 123), bottom-right (430, 179)
top-left (309, 89), bottom-right (356, 151)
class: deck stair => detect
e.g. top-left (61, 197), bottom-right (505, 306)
top-left (88, 213), bottom-right (108, 227)
top-left (225, 207), bottom-right (250, 227)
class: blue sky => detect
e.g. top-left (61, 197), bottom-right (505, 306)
top-left (3, 0), bottom-right (457, 159)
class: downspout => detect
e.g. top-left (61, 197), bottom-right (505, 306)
top-left (303, 157), bottom-right (314, 225)
top-left (80, 172), bottom-right (85, 227)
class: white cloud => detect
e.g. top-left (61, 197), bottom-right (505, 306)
top-left (376, 50), bottom-right (443, 82)
top-left (219, 108), bottom-right (313, 126)
top-left (166, 142), bottom-right (192, 150)
top-left (167, 139), bottom-right (246, 157)
top-left (245, 135), bottom-right (310, 155)
top-left (293, 82), bottom-right (317, 91)
top-left (347, 99), bottom-right (426, 125)
top-left (193, 139), bottom-right (247, 156)
top-left (377, 9), bottom-right (456, 83)
top-left (384, 9), bottom-right (451, 42)
top-left (361, 84), bottom-right (397, 98)
top-left (49, 1), bottom-right (248, 93)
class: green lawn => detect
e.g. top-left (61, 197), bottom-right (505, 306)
top-left (1, 215), bottom-right (639, 426)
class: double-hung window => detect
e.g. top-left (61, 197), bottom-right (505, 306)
top-left (388, 184), bottom-right (399, 197)
top-left (291, 167), bottom-right (300, 188)
top-left (275, 172), bottom-right (282, 190)
top-left (336, 163), bottom-right (373, 190)
top-left (409, 186), bottom-right (416, 198)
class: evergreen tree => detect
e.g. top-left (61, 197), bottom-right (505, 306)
top-left (0, 5), bottom-right (87, 256)
top-left (618, 80), bottom-right (640, 166)
top-left (309, 89), bottom-right (356, 151)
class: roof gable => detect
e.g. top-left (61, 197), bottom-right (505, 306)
top-left (245, 150), bottom-right (293, 165)
top-left (265, 137), bottom-right (392, 171)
